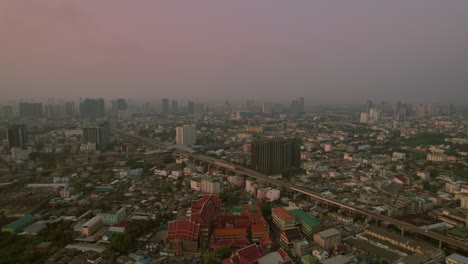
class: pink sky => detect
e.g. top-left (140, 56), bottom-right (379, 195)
top-left (1, 1), bottom-right (467, 103)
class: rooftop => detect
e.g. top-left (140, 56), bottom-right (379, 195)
top-left (289, 209), bottom-right (320, 227)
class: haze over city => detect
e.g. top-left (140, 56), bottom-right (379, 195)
top-left (1, 0), bottom-right (468, 104)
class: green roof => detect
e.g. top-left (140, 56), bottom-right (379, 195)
top-left (301, 254), bottom-right (318, 264)
top-left (4, 215), bottom-right (34, 231)
top-left (290, 209), bottom-right (320, 227)
top-left (203, 177), bottom-right (217, 182)
top-left (232, 205), bottom-right (243, 213)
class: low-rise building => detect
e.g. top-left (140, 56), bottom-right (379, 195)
top-left (313, 228), bottom-right (341, 250)
top-left (272, 207), bottom-right (295, 231)
top-left (82, 216), bottom-right (103, 236)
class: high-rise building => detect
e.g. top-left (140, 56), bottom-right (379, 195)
top-left (290, 97), bottom-right (304, 114)
top-left (64, 101), bottom-right (76, 117)
top-left (0, 106), bottom-right (13, 119)
top-left (162, 98), bottom-right (169, 113)
top-left (251, 138), bottom-right (301, 175)
top-left (187, 101), bottom-right (194, 115)
top-left (6, 124), bottom-right (28, 149)
top-left (171, 100), bottom-right (178, 114)
top-left (359, 112), bottom-right (368, 124)
top-left (44, 104), bottom-right (64, 119)
top-left (19, 102), bottom-right (43, 118)
top-left (201, 177), bottom-right (221, 194)
top-left (111, 98), bottom-right (128, 112)
top-left (369, 108), bottom-right (380, 123)
top-left (262, 103), bottom-right (273, 114)
top-left (80, 98), bottom-right (105, 118)
top-left (176, 125), bottom-right (196, 146)
top-left (82, 122), bottom-right (111, 150)
top-left (366, 100), bottom-right (373, 113)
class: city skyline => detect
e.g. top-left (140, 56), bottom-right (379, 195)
top-left (1, 1), bottom-right (468, 103)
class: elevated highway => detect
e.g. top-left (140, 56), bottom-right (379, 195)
top-left (111, 130), bottom-right (468, 251)
top-left (177, 150), bottom-right (468, 252)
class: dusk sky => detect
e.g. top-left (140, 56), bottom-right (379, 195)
top-left (1, 1), bottom-right (467, 104)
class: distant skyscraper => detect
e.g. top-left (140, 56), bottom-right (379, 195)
top-left (187, 101), bottom-right (194, 115)
top-left (45, 104), bottom-right (64, 119)
top-left (6, 124), bottom-right (27, 149)
top-left (80, 98), bottom-right (105, 118)
top-left (290, 97), bottom-right (304, 114)
top-left (1, 106), bottom-right (13, 119)
top-left (19, 102), bottom-right (43, 118)
top-left (369, 108), bottom-right (380, 123)
top-left (251, 138), bottom-right (301, 175)
top-left (112, 98), bottom-right (128, 112)
top-left (162, 98), bottom-right (169, 113)
top-left (262, 103), bottom-right (273, 114)
top-left (176, 125), bottom-right (196, 146)
top-left (171, 100), bottom-right (178, 114)
top-left (82, 122), bottom-right (111, 150)
top-left (359, 112), bottom-right (369, 124)
top-left (64, 101), bottom-right (76, 117)
top-left (366, 100), bottom-right (373, 113)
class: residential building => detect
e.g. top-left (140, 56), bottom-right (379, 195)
top-left (19, 102), bottom-right (43, 118)
top-left (111, 98), bottom-right (128, 112)
top-left (289, 209), bottom-right (321, 237)
top-left (81, 216), bottom-right (103, 236)
top-left (280, 227), bottom-right (304, 248)
top-left (460, 194), bottom-right (468, 209)
top-left (82, 122), bottom-right (111, 150)
top-left (360, 112), bottom-right (368, 123)
top-left (251, 138), bottom-right (301, 175)
top-left (313, 228), bottom-right (341, 250)
top-left (201, 177), bottom-right (220, 194)
top-left (162, 98), bottom-right (169, 113)
top-left (294, 240), bottom-right (310, 258)
top-left (6, 124), bottom-right (27, 149)
top-left (446, 253), bottom-right (468, 264)
top-left (272, 207), bottom-right (296, 231)
top-left (176, 125), bottom-right (196, 146)
top-left (79, 98), bottom-right (105, 118)
top-left (98, 208), bottom-right (127, 226)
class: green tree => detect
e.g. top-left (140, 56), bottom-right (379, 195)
top-left (215, 245), bottom-right (233, 259)
top-left (110, 233), bottom-right (134, 254)
top-left (202, 252), bottom-right (217, 264)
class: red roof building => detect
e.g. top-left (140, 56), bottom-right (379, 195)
top-left (167, 220), bottom-right (200, 241)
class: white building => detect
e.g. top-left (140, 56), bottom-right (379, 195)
top-left (266, 188), bottom-right (281, 201)
top-left (369, 108), bottom-right (380, 123)
top-left (175, 125), bottom-right (196, 146)
top-left (359, 112), bottom-right (368, 124)
top-left (11, 147), bottom-right (32, 160)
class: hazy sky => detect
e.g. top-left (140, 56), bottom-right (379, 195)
top-left (1, 1), bottom-right (467, 104)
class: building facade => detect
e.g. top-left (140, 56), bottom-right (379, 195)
top-left (82, 122), bottom-right (111, 150)
top-left (176, 125), bottom-right (196, 146)
top-left (251, 138), bottom-right (301, 175)
top-left (6, 124), bottom-right (27, 149)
